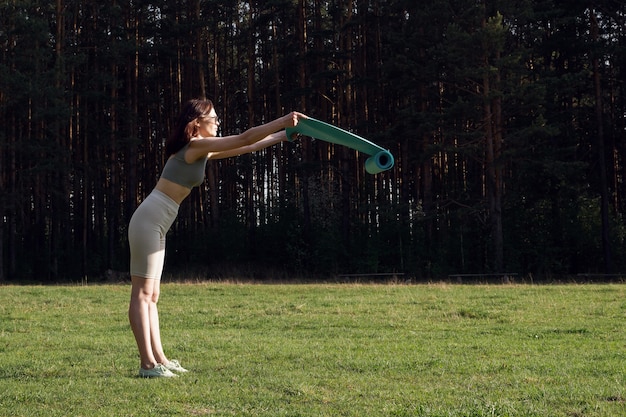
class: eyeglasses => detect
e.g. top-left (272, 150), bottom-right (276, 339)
top-left (202, 115), bottom-right (221, 124)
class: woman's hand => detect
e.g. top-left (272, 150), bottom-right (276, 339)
top-left (282, 111), bottom-right (308, 129)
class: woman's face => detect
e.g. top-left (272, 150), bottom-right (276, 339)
top-left (196, 109), bottom-right (220, 137)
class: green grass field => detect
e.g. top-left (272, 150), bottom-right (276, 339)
top-left (0, 282), bottom-right (624, 416)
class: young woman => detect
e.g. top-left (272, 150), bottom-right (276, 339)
top-left (128, 98), bottom-right (306, 377)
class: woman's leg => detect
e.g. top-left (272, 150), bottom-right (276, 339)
top-left (128, 276), bottom-right (159, 370)
top-left (148, 278), bottom-right (169, 365)
top-left (127, 190), bottom-right (180, 374)
top-left (148, 277), bottom-right (188, 373)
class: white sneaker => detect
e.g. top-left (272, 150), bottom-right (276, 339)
top-left (139, 364), bottom-right (178, 378)
top-left (164, 359), bottom-right (189, 373)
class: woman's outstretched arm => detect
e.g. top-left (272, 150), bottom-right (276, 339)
top-left (186, 112), bottom-right (306, 162)
top-left (207, 131), bottom-right (293, 160)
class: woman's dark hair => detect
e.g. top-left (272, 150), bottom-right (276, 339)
top-left (165, 99), bottom-right (214, 157)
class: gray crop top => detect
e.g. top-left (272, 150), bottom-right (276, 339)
top-left (160, 143), bottom-right (208, 189)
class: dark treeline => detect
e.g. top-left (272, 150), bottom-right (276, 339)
top-left (1, 0), bottom-right (625, 282)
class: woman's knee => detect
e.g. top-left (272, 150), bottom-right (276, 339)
top-left (150, 279), bottom-right (161, 304)
top-left (130, 276), bottom-right (155, 302)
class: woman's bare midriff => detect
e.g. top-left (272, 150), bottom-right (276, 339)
top-left (154, 178), bottom-right (192, 205)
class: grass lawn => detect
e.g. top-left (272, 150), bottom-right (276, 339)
top-left (0, 282), bottom-right (624, 416)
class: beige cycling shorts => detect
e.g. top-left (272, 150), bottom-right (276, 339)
top-left (128, 189), bottom-right (179, 279)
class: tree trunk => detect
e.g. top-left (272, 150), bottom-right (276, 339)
top-left (591, 10), bottom-right (612, 273)
top-left (481, 9), bottom-right (504, 272)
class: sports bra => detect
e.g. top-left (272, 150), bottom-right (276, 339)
top-left (160, 143), bottom-right (208, 189)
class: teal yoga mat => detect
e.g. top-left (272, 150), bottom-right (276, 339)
top-left (286, 118), bottom-right (394, 174)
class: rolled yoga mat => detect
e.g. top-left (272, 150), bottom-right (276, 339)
top-left (286, 117), bottom-right (394, 174)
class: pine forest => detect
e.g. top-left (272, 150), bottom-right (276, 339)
top-left (1, 0), bottom-right (625, 282)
